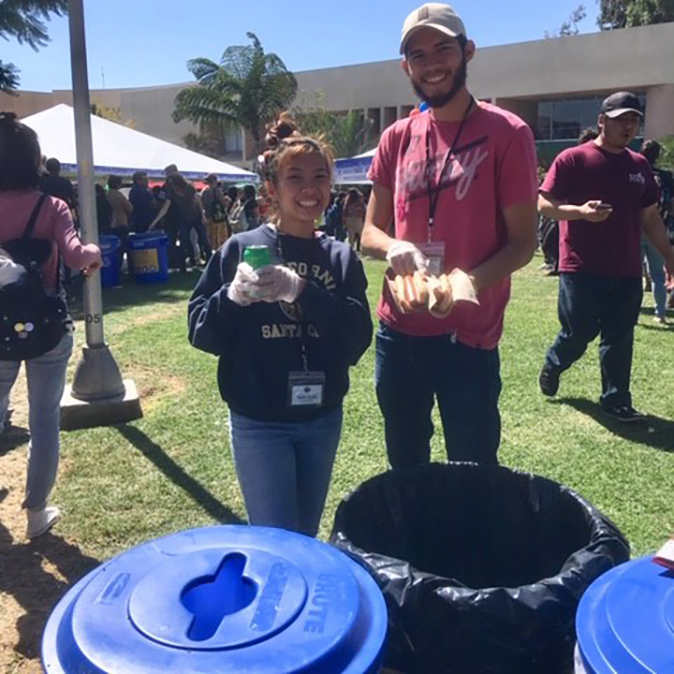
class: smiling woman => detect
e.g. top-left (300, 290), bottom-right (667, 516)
top-left (188, 114), bottom-right (373, 538)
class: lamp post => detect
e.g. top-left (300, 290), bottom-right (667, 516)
top-left (61, 0), bottom-right (141, 429)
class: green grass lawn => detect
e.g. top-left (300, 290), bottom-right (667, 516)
top-left (56, 254), bottom-right (674, 560)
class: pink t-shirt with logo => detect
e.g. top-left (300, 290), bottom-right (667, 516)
top-left (368, 103), bottom-right (538, 349)
top-left (540, 142), bottom-right (657, 278)
top-left (0, 190), bottom-right (100, 291)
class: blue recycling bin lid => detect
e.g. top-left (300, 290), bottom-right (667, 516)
top-left (576, 555), bottom-right (674, 673)
top-left (42, 525), bottom-right (387, 673)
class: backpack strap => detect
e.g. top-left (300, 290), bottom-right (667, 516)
top-left (22, 193), bottom-right (48, 241)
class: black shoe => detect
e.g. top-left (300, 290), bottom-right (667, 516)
top-left (539, 364), bottom-right (560, 396)
top-left (601, 405), bottom-right (646, 423)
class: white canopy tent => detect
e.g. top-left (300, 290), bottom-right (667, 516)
top-left (334, 148), bottom-right (376, 185)
top-left (22, 104), bottom-right (258, 182)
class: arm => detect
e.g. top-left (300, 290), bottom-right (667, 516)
top-left (469, 201), bottom-right (537, 291)
top-left (538, 192), bottom-right (613, 223)
top-left (296, 250), bottom-right (373, 366)
top-left (641, 203), bottom-right (674, 274)
top-left (187, 239), bottom-right (246, 355)
top-left (52, 201), bottom-right (102, 272)
top-left (148, 199), bottom-right (170, 230)
top-left (124, 195), bottom-right (133, 215)
top-left (361, 182), bottom-right (395, 259)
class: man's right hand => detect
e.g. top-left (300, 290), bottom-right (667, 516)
top-left (580, 200), bottom-right (613, 223)
top-left (386, 240), bottom-right (428, 275)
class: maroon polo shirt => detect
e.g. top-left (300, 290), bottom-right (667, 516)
top-left (541, 142), bottom-right (657, 278)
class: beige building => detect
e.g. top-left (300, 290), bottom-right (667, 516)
top-left (2, 22), bottom-right (673, 165)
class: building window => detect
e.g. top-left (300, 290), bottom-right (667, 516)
top-left (224, 127), bottom-right (243, 152)
top-left (534, 94), bottom-right (646, 141)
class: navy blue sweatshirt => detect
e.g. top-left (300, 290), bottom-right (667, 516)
top-left (188, 225), bottom-right (372, 422)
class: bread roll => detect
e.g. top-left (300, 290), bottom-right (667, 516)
top-left (413, 270), bottom-right (428, 305)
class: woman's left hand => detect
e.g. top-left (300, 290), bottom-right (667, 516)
top-left (253, 265), bottom-right (306, 303)
top-left (83, 252), bottom-right (103, 277)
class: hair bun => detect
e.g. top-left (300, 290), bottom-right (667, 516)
top-left (0, 112), bottom-right (18, 125)
top-left (265, 113), bottom-right (298, 149)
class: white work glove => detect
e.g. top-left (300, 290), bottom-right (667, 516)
top-left (0, 251), bottom-right (26, 287)
top-left (226, 262), bottom-right (259, 306)
top-left (254, 264), bottom-right (306, 304)
top-left (386, 240), bottom-right (428, 276)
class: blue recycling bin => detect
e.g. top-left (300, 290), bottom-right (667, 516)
top-left (99, 234), bottom-right (121, 288)
top-left (576, 555), bottom-right (673, 673)
top-left (128, 232), bottom-right (169, 284)
top-left (42, 525), bottom-right (388, 673)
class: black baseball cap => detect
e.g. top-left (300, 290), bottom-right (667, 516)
top-left (599, 92), bottom-right (644, 118)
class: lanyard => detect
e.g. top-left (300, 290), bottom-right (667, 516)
top-left (425, 96), bottom-right (475, 239)
top-left (275, 229), bottom-right (314, 372)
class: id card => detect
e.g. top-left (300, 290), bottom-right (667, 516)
top-left (418, 242), bottom-right (445, 276)
top-left (288, 371), bottom-right (325, 408)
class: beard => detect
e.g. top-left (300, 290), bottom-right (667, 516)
top-left (411, 55), bottom-right (468, 109)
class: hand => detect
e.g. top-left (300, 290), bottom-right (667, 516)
top-left (664, 253), bottom-right (674, 277)
top-left (83, 252), bottom-right (103, 277)
top-left (580, 200), bottom-right (613, 223)
top-left (253, 264), bottom-right (306, 304)
top-left (427, 274), bottom-right (455, 318)
top-left (226, 262), bottom-right (259, 306)
top-left (386, 240), bottom-right (428, 275)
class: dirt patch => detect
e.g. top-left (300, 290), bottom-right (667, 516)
top-left (131, 365), bottom-right (187, 415)
top-left (105, 303), bottom-right (185, 338)
top-left (0, 371), bottom-right (99, 673)
top-left (0, 307), bottom-right (186, 671)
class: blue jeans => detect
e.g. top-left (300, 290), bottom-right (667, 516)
top-left (642, 236), bottom-right (666, 318)
top-left (229, 406), bottom-right (343, 537)
top-left (375, 323), bottom-right (501, 468)
top-left (544, 273), bottom-right (642, 408)
top-left (0, 333), bottom-right (73, 510)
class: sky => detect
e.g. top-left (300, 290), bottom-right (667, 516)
top-left (2, 0), bottom-right (601, 92)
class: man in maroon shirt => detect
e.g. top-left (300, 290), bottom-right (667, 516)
top-left (538, 92), bottom-right (674, 422)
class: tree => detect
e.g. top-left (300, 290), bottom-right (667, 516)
top-left (598, 0), bottom-right (674, 29)
top-left (0, 61), bottom-right (20, 95)
top-left (182, 132), bottom-right (222, 159)
top-left (659, 136), bottom-right (674, 171)
top-left (0, 0), bottom-right (67, 92)
top-left (544, 4), bottom-right (587, 37)
top-left (293, 92), bottom-right (375, 158)
top-left (173, 32), bottom-right (297, 155)
top-left (90, 102), bottom-right (135, 128)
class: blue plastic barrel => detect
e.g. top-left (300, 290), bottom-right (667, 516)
top-left (42, 525), bottom-right (388, 673)
top-left (128, 232), bottom-right (168, 284)
top-left (576, 555), bottom-right (674, 673)
top-left (99, 234), bottom-right (121, 288)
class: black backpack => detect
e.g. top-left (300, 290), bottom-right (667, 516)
top-left (0, 194), bottom-right (70, 361)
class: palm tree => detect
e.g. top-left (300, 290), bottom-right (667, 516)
top-left (294, 95), bottom-right (375, 158)
top-left (0, 0), bottom-right (67, 92)
top-left (173, 32), bottom-right (297, 156)
top-left (0, 61), bottom-right (20, 94)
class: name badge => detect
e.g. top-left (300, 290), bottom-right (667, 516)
top-left (418, 241), bottom-right (445, 276)
top-left (288, 371), bottom-right (325, 408)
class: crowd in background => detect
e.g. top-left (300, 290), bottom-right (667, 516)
top-left (38, 156), bottom-right (372, 281)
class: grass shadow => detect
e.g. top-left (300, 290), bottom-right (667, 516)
top-left (0, 426), bottom-right (30, 457)
top-left (116, 424), bottom-right (244, 525)
top-left (65, 269), bottom-right (202, 320)
top-left (553, 397), bottom-right (674, 453)
top-left (0, 517), bottom-right (99, 661)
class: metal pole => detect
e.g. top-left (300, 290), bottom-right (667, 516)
top-left (67, 0), bottom-right (125, 401)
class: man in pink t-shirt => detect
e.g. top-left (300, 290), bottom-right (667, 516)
top-left (538, 91), bottom-right (674, 422)
top-left (362, 3), bottom-right (538, 468)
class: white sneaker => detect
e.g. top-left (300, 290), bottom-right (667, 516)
top-left (26, 506), bottom-right (61, 539)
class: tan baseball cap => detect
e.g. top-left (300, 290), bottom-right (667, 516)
top-left (400, 3), bottom-right (467, 54)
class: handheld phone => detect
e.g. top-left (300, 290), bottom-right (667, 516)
top-left (596, 203), bottom-right (613, 210)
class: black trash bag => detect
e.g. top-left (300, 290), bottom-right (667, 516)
top-left (330, 462), bottom-right (629, 674)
